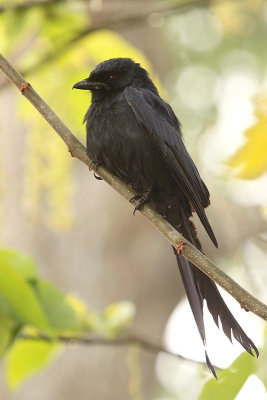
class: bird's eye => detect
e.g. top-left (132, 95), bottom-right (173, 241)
top-left (108, 75), bottom-right (117, 83)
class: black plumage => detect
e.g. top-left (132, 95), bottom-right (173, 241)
top-left (73, 58), bottom-right (258, 376)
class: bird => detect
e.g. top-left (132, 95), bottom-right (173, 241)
top-left (73, 57), bottom-right (258, 377)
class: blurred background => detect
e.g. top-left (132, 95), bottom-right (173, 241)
top-left (0, 0), bottom-right (267, 399)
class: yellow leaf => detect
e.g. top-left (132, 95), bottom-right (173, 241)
top-left (227, 93), bottom-right (267, 179)
top-left (65, 294), bottom-right (88, 320)
top-left (6, 340), bottom-right (59, 389)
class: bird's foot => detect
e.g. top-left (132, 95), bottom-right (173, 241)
top-left (89, 160), bottom-right (102, 180)
top-left (130, 188), bottom-right (152, 215)
top-left (176, 241), bottom-right (185, 255)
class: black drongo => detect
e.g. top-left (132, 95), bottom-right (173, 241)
top-left (73, 58), bottom-right (258, 376)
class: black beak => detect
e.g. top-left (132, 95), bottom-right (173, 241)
top-left (72, 78), bottom-right (106, 91)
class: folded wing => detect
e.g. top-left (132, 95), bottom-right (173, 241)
top-left (124, 86), bottom-right (217, 247)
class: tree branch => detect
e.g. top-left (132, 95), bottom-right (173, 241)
top-left (0, 0), bottom-right (224, 81)
top-left (1, 53), bottom-right (267, 322)
top-left (0, 0), bottom-right (214, 15)
top-left (20, 332), bottom-right (215, 369)
top-left (0, 0), bottom-right (61, 14)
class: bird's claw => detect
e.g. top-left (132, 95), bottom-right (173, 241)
top-left (133, 198), bottom-right (144, 215)
top-left (130, 188), bottom-right (152, 215)
top-left (89, 159), bottom-right (99, 171)
top-left (94, 173), bottom-right (102, 180)
top-left (89, 160), bottom-right (102, 180)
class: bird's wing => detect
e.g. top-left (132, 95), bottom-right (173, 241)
top-left (124, 86), bottom-right (217, 247)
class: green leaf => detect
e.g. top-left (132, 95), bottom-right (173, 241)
top-left (0, 263), bottom-right (48, 329)
top-left (0, 7), bottom-right (43, 55)
top-left (4, 9), bottom-right (31, 38)
top-left (255, 328), bottom-right (267, 390)
top-left (6, 339), bottom-right (59, 389)
top-left (0, 299), bottom-right (13, 357)
top-left (33, 280), bottom-right (81, 332)
top-left (198, 352), bottom-right (255, 400)
top-left (0, 248), bottom-right (37, 280)
top-left (43, 7), bottom-right (87, 45)
top-left (0, 326), bottom-right (11, 358)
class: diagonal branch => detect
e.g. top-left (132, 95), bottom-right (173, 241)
top-left (0, 52), bottom-right (267, 322)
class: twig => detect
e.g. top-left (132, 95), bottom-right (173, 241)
top-left (20, 332), bottom-right (214, 368)
top-left (0, 0), bottom-right (61, 13)
top-left (0, 53), bottom-right (267, 322)
top-left (0, 0), bottom-right (222, 81)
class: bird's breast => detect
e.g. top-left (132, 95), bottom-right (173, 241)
top-left (85, 93), bottom-right (169, 193)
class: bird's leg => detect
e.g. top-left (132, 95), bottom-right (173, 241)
top-left (89, 160), bottom-right (103, 180)
top-left (130, 187), bottom-right (152, 215)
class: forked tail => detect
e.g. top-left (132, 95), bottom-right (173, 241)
top-left (174, 214), bottom-right (258, 377)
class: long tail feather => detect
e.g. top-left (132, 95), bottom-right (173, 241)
top-left (173, 212), bottom-right (258, 376)
top-left (174, 248), bottom-right (217, 377)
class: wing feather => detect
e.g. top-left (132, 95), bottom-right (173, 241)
top-left (125, 86), bottom-right (217, 246)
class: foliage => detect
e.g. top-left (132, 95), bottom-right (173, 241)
top-left (198, 334), bottom-right (267, 400)
top-left (0, 247), bottom-right (135, 390)
top-left (0, 0), bottom-right (267, 398)
top-left (199, 352), bottom-right (256, 400)
top-left (227, 93), bottom-right (267, 179)
top-left (0, 1), bottom-right (159, 231)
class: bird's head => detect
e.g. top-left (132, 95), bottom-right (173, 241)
top-left (73, 58), bottom-right (158, 98)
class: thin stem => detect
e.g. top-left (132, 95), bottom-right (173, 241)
top-left (0, 0), bottom-right (224, 80)
top-left (0, 52), bottom-right (267, 322)
top-left (20, 332), bottom-right (215, 369)
top-left (0, 0), bottom-right (62, 13)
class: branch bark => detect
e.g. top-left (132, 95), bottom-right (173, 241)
top-left (1, 52), bottom-right (267, 322)
top-left (20, 333), bottom-right (215, 369)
